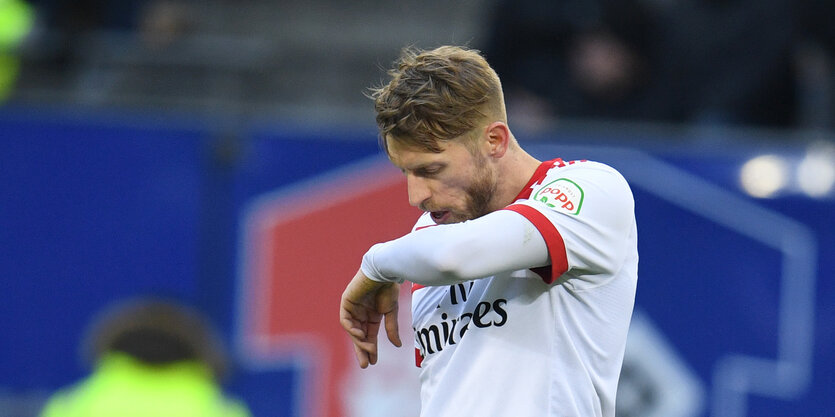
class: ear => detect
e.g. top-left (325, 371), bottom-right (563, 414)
top-left (485, 122), bottom-right (510, 158)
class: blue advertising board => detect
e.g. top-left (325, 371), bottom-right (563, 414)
top-left (0, 110), bottom-right (208, 391)
top-left (0, 109), bottom-right (832, 416)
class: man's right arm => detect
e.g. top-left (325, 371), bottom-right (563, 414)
top-left (361, 209), bottom-right (551, 286)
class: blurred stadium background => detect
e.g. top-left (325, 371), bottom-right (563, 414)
top-left (1, 1), bottom-right (833, 416)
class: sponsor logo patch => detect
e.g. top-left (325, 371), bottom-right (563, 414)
top-left (533, 178), bottom-right (584, 214)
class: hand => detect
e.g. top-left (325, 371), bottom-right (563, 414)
top-left (339, 269), bottom-right (402, 368)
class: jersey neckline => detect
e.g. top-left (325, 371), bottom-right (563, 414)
top-left (512, 158), bottom-right (562, 201)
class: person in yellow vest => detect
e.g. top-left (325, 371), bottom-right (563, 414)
top-left (40, 298), bottom-right (251, 417)
top-left (0, 0), bottom-right (34, 101)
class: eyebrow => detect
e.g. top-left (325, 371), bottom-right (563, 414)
top-left (399, 162), bottom-right (445, 175)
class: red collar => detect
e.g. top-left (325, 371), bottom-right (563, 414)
top-left (512, 158), bottom-right (563, 201)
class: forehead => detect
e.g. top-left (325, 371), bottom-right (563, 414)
top-left (385, 136), bottom-right (466, 169)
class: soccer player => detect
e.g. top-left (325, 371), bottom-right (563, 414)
top-left (339, 45), bottom-right (638, 417)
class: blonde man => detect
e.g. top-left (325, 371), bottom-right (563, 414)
top-left (339, 45), bottom-right (638, 417)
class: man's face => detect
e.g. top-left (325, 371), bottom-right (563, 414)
top-left (386, 135), bottom-right (497, 224)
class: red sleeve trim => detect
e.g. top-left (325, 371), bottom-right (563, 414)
top-left (415, 348), bottom-right (424, 367)
top-left (502, 204), bottom-right (569, 284)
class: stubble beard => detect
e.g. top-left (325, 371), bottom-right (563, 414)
top-left (455, 164), bottom-right (498, 223)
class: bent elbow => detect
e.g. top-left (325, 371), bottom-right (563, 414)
top-left (422, 240), bottom-right (479, 283)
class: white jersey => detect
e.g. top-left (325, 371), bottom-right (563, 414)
top-left (407, 158), bottom-right (638, 417)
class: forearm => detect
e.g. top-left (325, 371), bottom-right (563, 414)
top-left (361, 210), bottom-right (550, 286)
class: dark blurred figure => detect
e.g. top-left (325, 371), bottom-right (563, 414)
top-left (661, 0), bottom-right (798, 127)
top-left (26, 0), bottom-right (193, 50)
top-left (24, 0), bottom-right (144, 76)
top-left (39, 298), bottom-right (251, 417)
top-left (15, 0), bottom-right (193, 92)
top-left (483, 0), bottom-right (669, 128)
top-left (797, 0), bottom-right (835, 129)
top-left (30, 0), bottom-right (144, 33)
top-left (803, 0), bottom-right (835, 51)
top-left (485, 0), bottom-right (835, 130)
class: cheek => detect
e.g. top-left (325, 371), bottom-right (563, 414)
top-left (440, 179), bottom-right (478, 205)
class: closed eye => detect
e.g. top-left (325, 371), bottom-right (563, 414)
top-left (414, 164), bottom-right (445, 177)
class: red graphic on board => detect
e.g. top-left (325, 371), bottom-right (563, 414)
top-left (240, 160), bottom-right (420, 417)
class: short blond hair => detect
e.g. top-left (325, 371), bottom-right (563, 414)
top-left (369, 45), bottom-right (506, 153)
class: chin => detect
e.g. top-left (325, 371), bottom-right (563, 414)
top-left (446, 213), bottom-right (477, 224)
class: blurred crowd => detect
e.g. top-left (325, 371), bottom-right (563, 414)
top-left (20, 0), bottom-right (192, 61)
top-left (0, 0), bottom-right (192, 99)
top-left (484, 0), bottom-right (835, 130)
top-left (1, 0), bottom-right (834, 131)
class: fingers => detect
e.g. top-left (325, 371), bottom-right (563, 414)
top-left (339, 297), bottom-right (369, 337)
top-left (340, 273), bottom-right (402, 368)
top-left (344, 321), bottom-right (378, 368)
top-left (340, 318), bottom-right (377, 355)
top-left (339, 315), bottom-right (366, 339)
top-left (365, 318), bottom-right (380, 362)
top-left (340, 302), bottom-right (381, 368)
top-left (361, 314), bottom-right (382, 365)
top-left (353, 342), bottom-right (369, 368)
top-left (351, 334), bottom-right (378, 368)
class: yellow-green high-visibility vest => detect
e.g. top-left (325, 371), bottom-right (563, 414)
top-left (0, 0), bottom-right (34, 100)
top-left (40, 353), bottom-right (251, 417)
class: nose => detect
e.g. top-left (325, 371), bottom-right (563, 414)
top-left (406, 174), bottom-right (431, 208)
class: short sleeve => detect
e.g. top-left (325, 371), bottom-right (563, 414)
top-left (504, 162), bottom-right (635, 285)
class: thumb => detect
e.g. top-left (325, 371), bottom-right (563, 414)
top-left (384, 307), bottom-right (402, 347)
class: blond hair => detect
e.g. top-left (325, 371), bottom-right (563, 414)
top-left (369, 45), bottom-right (506, 153)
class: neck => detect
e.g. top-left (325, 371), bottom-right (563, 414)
top-left (490, 147), bottom-right (541, 210)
